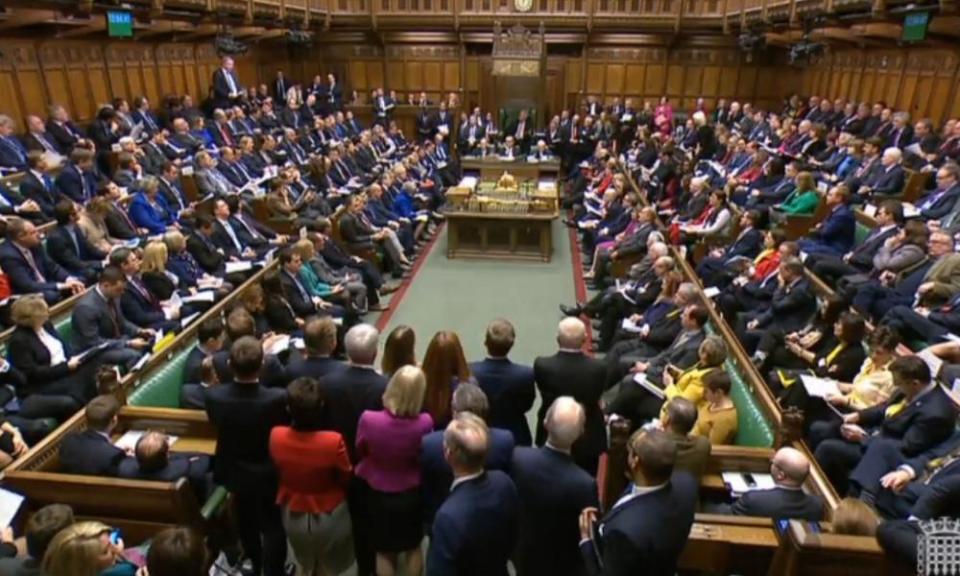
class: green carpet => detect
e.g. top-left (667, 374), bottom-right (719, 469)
top-left (378, 220), bottom-right (576, 366)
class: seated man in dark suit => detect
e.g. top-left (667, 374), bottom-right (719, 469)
top-left (469, 319), bottom-right (535, 446)
top-left (46, 200), bottom-right (106, 285)
top-left (16, 152), bottom-right (58, 221)
top-left (0, 217), bottom-right (85, 304)
top-left (695, 209), bottom-right (763, 288)
top-left (578, 429), bottom-right (697, 576)
top-left (285, 316), bottom-right (344, 381)
top-left (512, 396), bottom-right (598, 576)
top-left (118, 430), bottom-right (212, 500)
top-left (204, 336), bottom-right (289, 576)
top-left (0, 114), bottom-right (28, 171)
top-left (806, 200), bottom-right (902, 284)
top-left (712, 446), bottom-right (824, 520)
top-left (858, 147), bottom-right (905, 200)
top-left (58, 395), bottom-right (130, 476)
top-left (797, 184), bottom-right (856, 257)
top-left (812, 356), bottom-right (959, 495)
top-left (426, 413), bottom-right (519, 576)
top-left (421, 383), bottom-right (515, 528)
top-left (109, 247), bottom-right (181, 332)
top-left (211, 308), bottom-right (287, 389)
top-left (739, 257), bottom-right (817, 358)
top-left (182, 318), bottom-right (226, 385)
top-left (181, 356), bottom-right (219, 410)
top-left (71, 265), bottom-right (154, 369)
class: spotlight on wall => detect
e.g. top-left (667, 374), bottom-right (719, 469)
top-left (788, 35), bottom-right (825, 66)
top-left (286, 29), bottom-right (313, 47)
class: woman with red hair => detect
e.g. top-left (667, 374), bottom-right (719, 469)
top-left (421, 331), bottom-right (474, 430)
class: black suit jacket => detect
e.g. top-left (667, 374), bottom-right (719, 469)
top-left (756, 278), bottom-right (817, 333)
top-left (59, 429), bottom-right (129, 476)
top-left (19, 171), bottom-right (59, 218)
top-left (730, 486), bottom-right (824, 520)
top-left (285, 354), bottom-right (345, 382)
top-left (279, 269), bottom-right (316, 318)
top-left (320, 365), bottom-right (387, 463)
top-left (848, 225), bottom-right (899, 270)
top-left (45, 120), bottom-right (82, 152)
top-left (181, 345), bottom-right (209, 385)
top-left (118, 453), bottom-right (212, 500)
top-left (46, 225), bottom-right (105, 277)
top-left (580, 472), bottom-right (698, 576)
top-left (338, 212), bottom-right (375, 247)
top-left (512, 446), bottom-right (598, 576)
top-left (7, 324), bottom-right (74, 396)
top-left (212, 350), bottom-right (287, 390)
top-left (534, 351), bottom-right (607, 473)
top-left (187, 232), bottom-right (226, 275)
top-left (469, 358), bottom-right (536, 446)
top-left (203, 382), bottom-right (288, 493)
top-left (859, 385), bottom-right (959, 457)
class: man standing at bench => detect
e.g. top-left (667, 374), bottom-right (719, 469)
top-left (204, 336), bottom-right (289, 576)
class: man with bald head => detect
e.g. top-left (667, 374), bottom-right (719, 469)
top-left (534, 318), bottom-right (607, 475)
top-left (427, 413), bottom-right (519, 576)
top-left (720, 447), bottom-right (824, 520)
top-left (117, 430), bottom-right (212, 501)
top-left (513, 397), bottom-right (598, 576)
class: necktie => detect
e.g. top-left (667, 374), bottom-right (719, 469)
top-left (36, 133), bottom-right (55, 153)
top-left (222, 220), bottom-right (243, 252)
top-left (225, 70), bottom-right (237, 93)
top-left (67, 227), bottom-right (80, 256)
top-left (885, 399), bottom-right (907, 418)
top-left (219, 125), bottom-right (233, 147)
top-left (107, 300), bottom-right (121, 337)
top-left (289, 271), bottom-right (309, 301)
top-left (143, 113), bottom-right (157, 132)
top-left (19, 247), bottom-right (45, 282)
top-left (516, 121), bottom-right (524, 139)
top-left (3, 137), bottom-right (25, 163)
top-left (117, 203), bottom-right (137, 231)
top-left (238, 216), bottom-right (262, 241)
top-left (132, 277), bottom-right (156, 305)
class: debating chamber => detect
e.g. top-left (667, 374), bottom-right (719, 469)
top-left (1, 0), bottom-right (960, 574)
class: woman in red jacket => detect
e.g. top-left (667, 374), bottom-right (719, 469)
top-left (269, 377), bottom-right (354, 576)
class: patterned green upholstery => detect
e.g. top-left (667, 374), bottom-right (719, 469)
top-left (54, 317), bottom-right (72, 347)
top-left (128, 347), bottom-right (193, 408)
top-left (706, 324), bottom-right (775, 447)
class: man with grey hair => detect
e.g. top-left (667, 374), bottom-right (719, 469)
top-left (321, 323), bottom-right (386, 576)
top-left (421, 382), bottom-right (515, 526)
top-left (427, 413), bottom-right (519, 576)
top-left (535, 317), bottom-right (606, 475)
top-left (512, 397), bottom-right (598, 576)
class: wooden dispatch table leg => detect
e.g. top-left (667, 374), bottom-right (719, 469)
top-left (510, 225), bottom-right (519, 253)
top-left (540, 221), bottom-right (551, 262)
top-left (447, 218), bottom-right (458, 258)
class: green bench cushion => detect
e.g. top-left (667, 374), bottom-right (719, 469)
top-left (706, 323), bottom-right (775, 448)
top-left (854, 222), bottom-right (871, 247)
top-left (128, 346), bottom-right (194, 408)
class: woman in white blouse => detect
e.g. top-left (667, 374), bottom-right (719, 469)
top-left (7, 295), bottom-right (101, 422)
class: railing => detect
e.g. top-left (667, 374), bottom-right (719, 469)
top-left (459, 0), bottom-right (587, 14)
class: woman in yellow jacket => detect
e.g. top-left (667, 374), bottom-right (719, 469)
top-left (654, 336), bottom-right (729, 421)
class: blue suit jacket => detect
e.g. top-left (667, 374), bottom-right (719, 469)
top-left (512, 446), bottom-right (598, 576)
top-left (470, 358), bottom-right (535, 446)
top-left (868, 164), bottom-right (906, 197)
top-left (723, 227), bottom-right (763, 261)
top-left (18, 171), bottom-right (60, 217)
top-left (801, 204), bottom-right (855, 256)
top-left (128, 192), bottom-right (174, 235)
top-left (919, 184), bottom-right (960, 221)
top-left (0, 241), bottom-right (70, 299)
top-left (580, 473), bottom-right (698, 576)
top-left (421, 428), bottom-right (515, 526)
top-left (0, 136), bottom-right (28, 171)
top-left (55, 164), bottom-right (97, 204)
top-left (426, 471), bottom-right (519, 576)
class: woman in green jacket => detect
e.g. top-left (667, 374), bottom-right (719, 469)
top-left (775, 171), bottom-right (820, 215)
top-left (293, 238), bottom-right (338, 298)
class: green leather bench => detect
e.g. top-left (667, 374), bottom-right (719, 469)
top-left (706, 323), bottom-right (775, 448)
top-left (128, 346), bottom-right (194, 408)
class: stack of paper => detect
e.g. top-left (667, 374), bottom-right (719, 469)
top-left (722, 472), bottom-right (776, 495)
top-left (114, 430), bottom-right (179, 453)
top-left (800, 375), bottom-right (841, 399)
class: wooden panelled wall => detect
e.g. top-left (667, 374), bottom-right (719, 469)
top-left (257, 42), bottom-right (796, 120)
top-left (0, 40), bottom-right (259, 128)
top-left (800, 47), bottom-right (960, 125)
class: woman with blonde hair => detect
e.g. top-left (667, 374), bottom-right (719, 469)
top-left (355, 365), bottom-right (433, 576)
top-left (141, 241), bottom-right (210, 317)
top-left (382, 325), bottom-right (417, 377)
top-left (421, 331), bottom-right (473, 429)
top-left (42, 521), bottom-right (136, 576)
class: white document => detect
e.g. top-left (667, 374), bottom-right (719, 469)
top-left (621, 317), bottom-right (644, 334)
top-left (703, 286), bottom-right (721, 299)
top-left (817, 181), bottom-right (829, 194)
top-left (632, 373), bottom-right (665, 399)
top-left (114, 430), bottom-right (179, 454)
top-left (130, 353), bottom-right (151, 373)
top-left (0, 487), bottom-right (25, 529)
top-left (225, 261), bottom-right (253, 274)
top-left (863, 203), bottom-right (878, 218)
top-left (800, 374), bottom-right (841, 399)
top-left (722, 472), bottom-right (776, 495)
top-left (180, 312), bottom-right (200, 328)
top-left (197, 277), bottom-right (223, 290)
top-left (942, 333), bottom-right (960, 344)
top-left (918, 349), bottom-right (944, 377)
top-left (902, 202), bottom-right (921, 219)
top-left (182, 291), bottom-right (215, 304)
